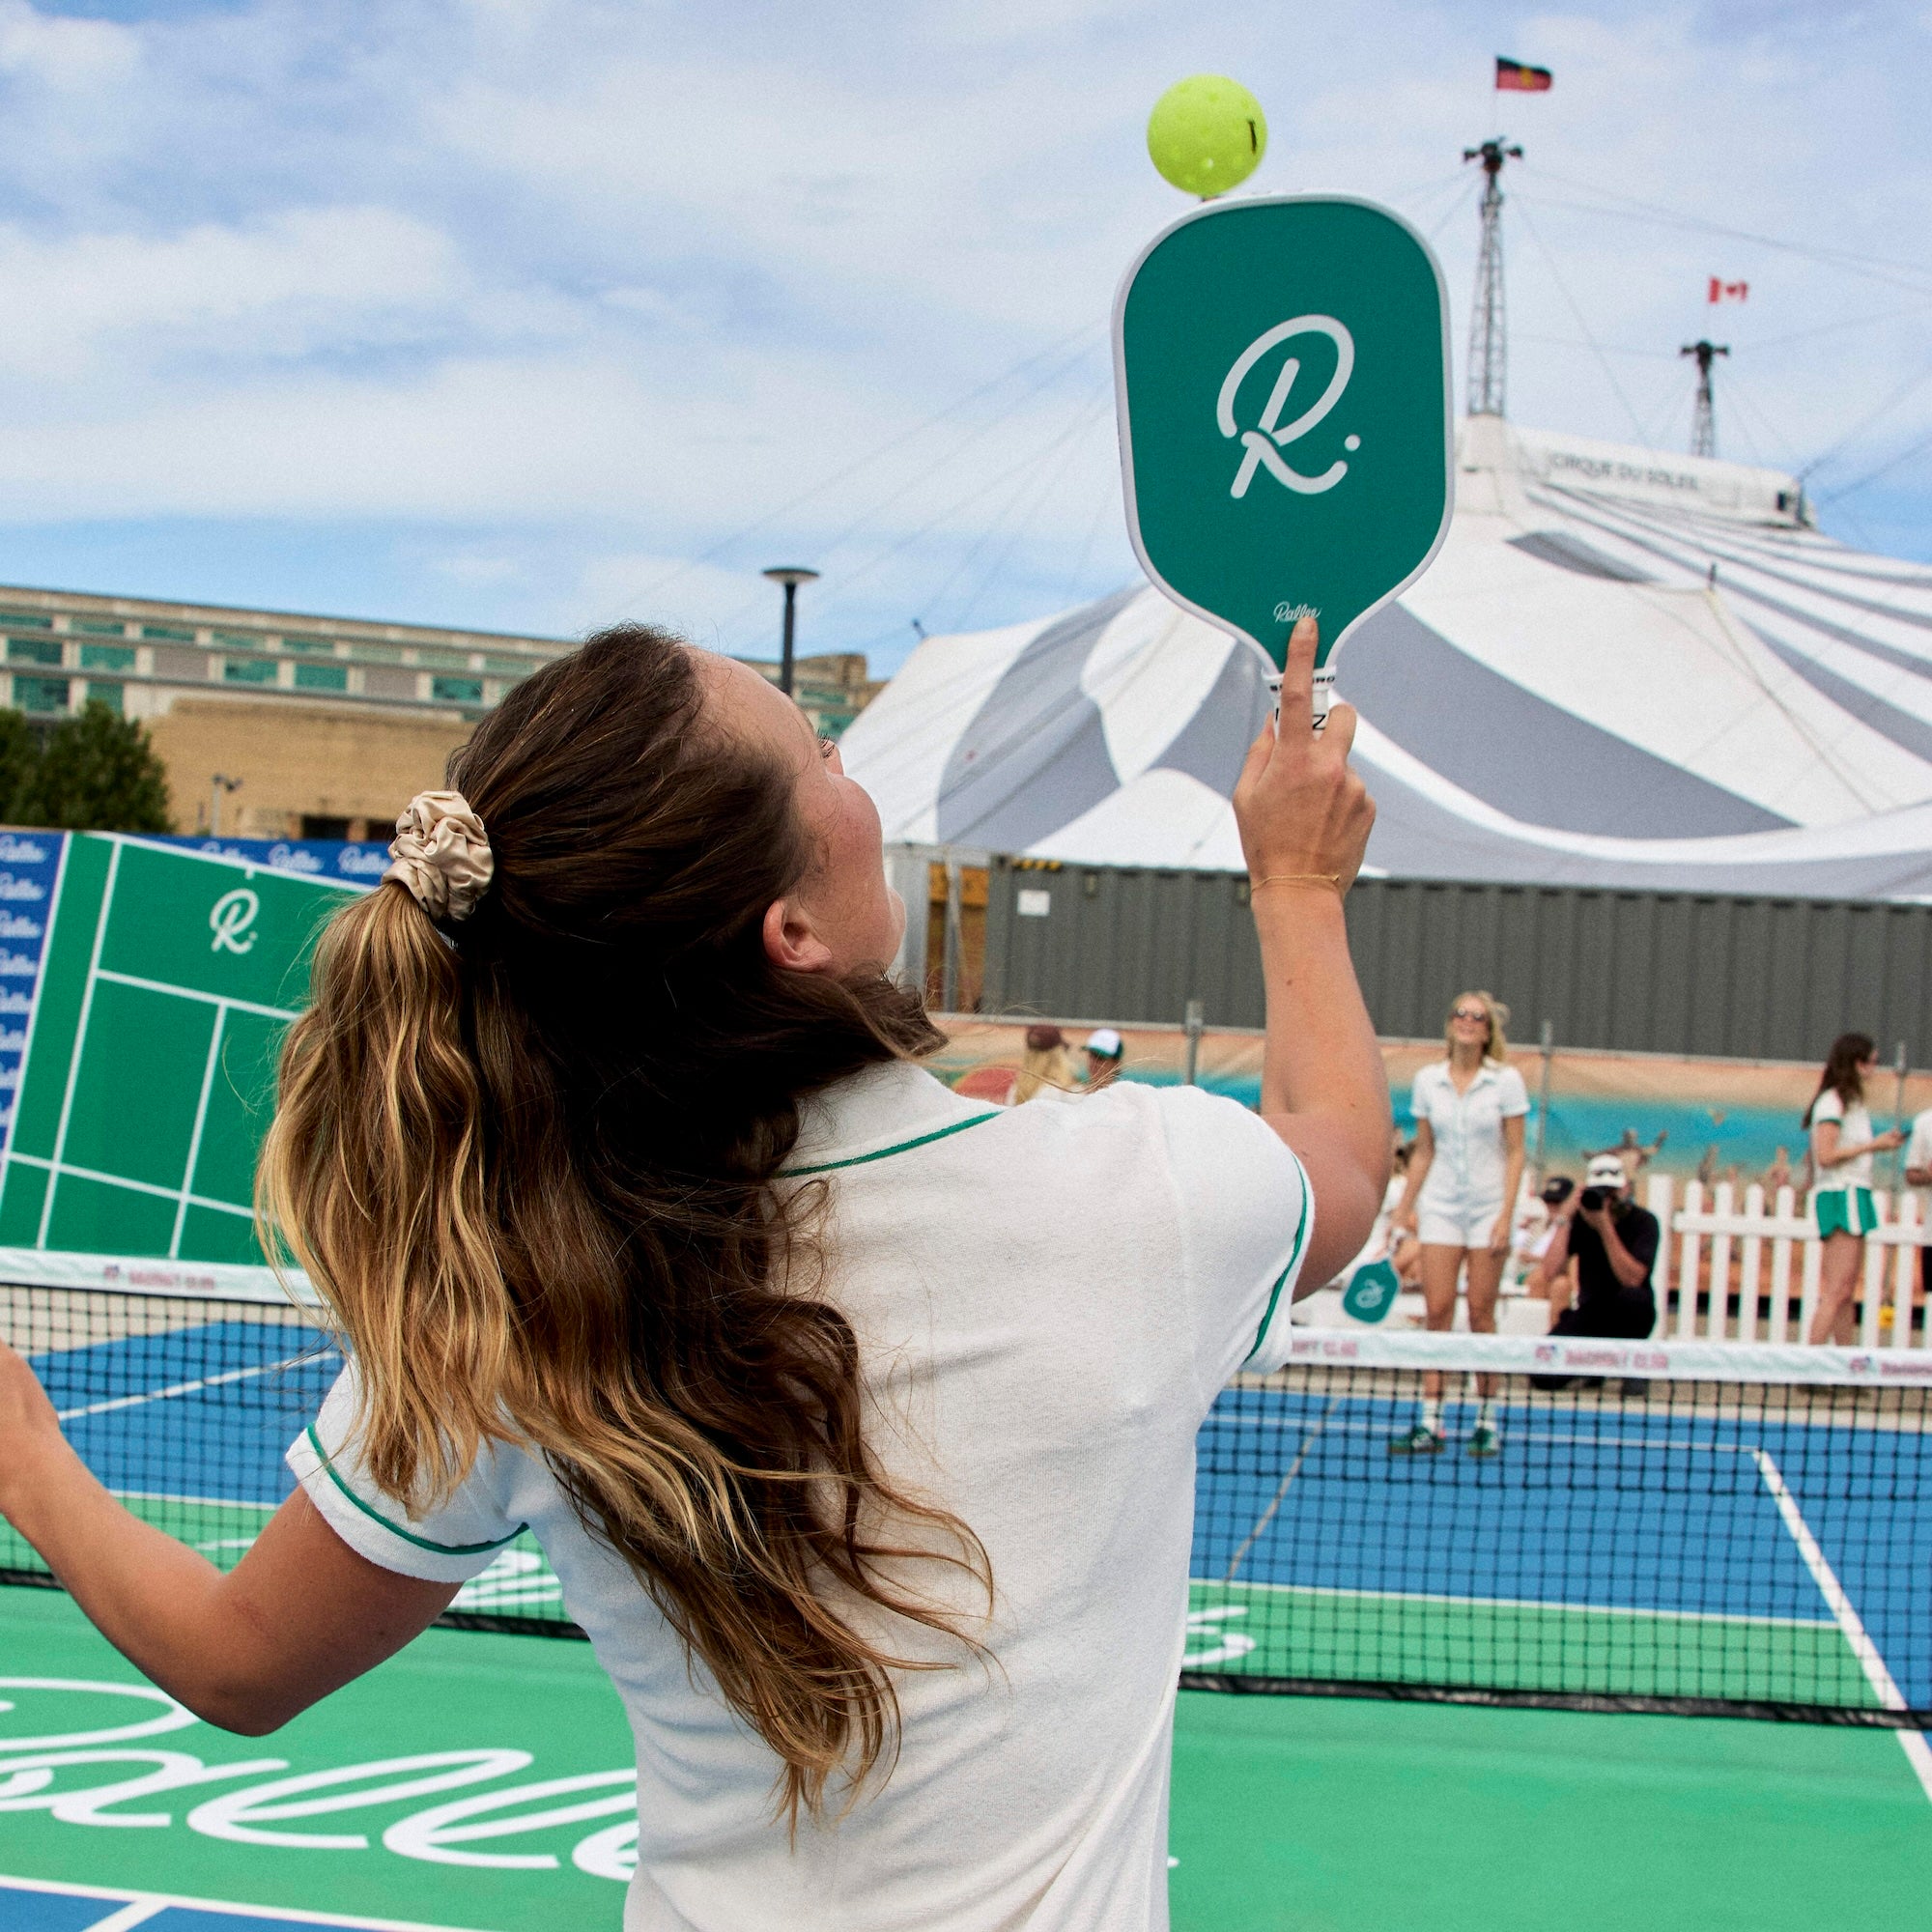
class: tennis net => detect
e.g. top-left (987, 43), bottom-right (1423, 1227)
top-left (4, 1284), bottom-right (1929, 1725)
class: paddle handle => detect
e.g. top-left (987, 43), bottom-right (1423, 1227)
top-left (1265, 667), bottom-right (1336, 732)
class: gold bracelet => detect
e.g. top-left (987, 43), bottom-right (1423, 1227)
top-left (1250, 872), bottom-right (1343, 895)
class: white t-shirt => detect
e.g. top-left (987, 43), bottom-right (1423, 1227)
top-left (288, 1062), bottom-right (1313, 1932)
top-left (1908, 1109), bottom-right (1932, 1223)
top-left (1408, 1059), bottom-right (1530, 1208)
top-left (1809, 1089), bottom-right (1874, 1191)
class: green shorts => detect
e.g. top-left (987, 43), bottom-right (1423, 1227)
top-left (1815, 1185), bottom-right (1879, 1238)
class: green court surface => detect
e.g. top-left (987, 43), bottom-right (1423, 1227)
top-left (0, 836), bottom-right (353, 1270)
top-left (1185, 1577), bottom-right (1879, 1709)
top-left (4, 1588), bottom-right (1928, 1931)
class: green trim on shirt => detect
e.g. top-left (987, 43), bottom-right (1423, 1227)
top-left (303, 1425), bottom-right (528, 1557)
top-left (1243, 1162), bottom-right (1312, 1365)
top-left (785, 1110), bottom-right (1002, 1177)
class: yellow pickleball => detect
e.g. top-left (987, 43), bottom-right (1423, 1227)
top-left (1147, 75), bottom-right (1267, 199)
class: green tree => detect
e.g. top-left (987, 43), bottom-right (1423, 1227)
top-left (0, 707), bottom-right (37, 822)
top-left (12, 701), bottom-right (173, 833)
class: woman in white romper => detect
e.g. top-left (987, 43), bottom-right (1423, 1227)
top-left (1390, 991), bottom-right (1528, 1456)
top-left (1805, 1031), bottom-right (1903, 1345)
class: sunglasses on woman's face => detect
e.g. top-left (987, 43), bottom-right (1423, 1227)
top-left (1452, 1008), bottom-right (1488, 1023)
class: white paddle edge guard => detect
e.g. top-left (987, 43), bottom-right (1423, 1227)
top-left (1110, 191), bottom-right (1457, 735)
top-left (0, 1246), bottom-right (321, 1308)
top-left (1267, 1325), bottom-right (1932, 1388)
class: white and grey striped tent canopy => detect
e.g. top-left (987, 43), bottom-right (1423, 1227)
top-left (841, 416), bottom-right (1932, 900)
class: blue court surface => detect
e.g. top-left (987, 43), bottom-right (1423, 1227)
top-left (1188, 1377), bottom-right (1932, 1711)
top-left (1, 1875), bottom-right (491, 1931)
top-left (11, 1302), bottom-right (1932, 1712)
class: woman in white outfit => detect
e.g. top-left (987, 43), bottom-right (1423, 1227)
top-left (0, 616), bottom-right (1386, 1932)
top-left (1390, 991), bottom-right (1528, 1457)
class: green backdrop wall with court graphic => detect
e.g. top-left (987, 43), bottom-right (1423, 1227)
top-left (0, 834), bottom-right (358, 1289)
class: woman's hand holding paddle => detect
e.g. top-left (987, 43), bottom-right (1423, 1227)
top-left (1235, 614), bottom-right (1390, 1292)
top-left (1234, 614), bottom-right (1376, 895)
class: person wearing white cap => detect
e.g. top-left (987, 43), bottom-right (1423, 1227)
top-left (1084, 1026), bottom-right (1124, 1091)
top-left (1528, 1152), bottom-right (1662, 1378)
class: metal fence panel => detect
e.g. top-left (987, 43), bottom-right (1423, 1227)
top-left (979, 858), bottom-right (1932, 1062)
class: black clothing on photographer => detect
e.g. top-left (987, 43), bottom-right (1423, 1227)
top-left (1532, 1203), bottom-right (1659, 1387)
top-left (1566, 1201), bottom-right (1659, 1331)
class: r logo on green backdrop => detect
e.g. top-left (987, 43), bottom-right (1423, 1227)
top-left (1112, 195), bottom-right (1454, 724)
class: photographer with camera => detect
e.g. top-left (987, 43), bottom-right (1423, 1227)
top-left (1530, 1153), bottom-right (1660, 1381)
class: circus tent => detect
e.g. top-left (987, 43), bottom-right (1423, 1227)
top-left (839, 416), bottom-right (1932, 900)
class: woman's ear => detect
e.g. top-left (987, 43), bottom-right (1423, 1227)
top-left (762, 896), bottom-right (836, 976)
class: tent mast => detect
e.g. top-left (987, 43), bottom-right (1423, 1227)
top-left (1680, 339), bottom-right (1729, 459)
top-left (1463, 138), bottom-right (1521, 418)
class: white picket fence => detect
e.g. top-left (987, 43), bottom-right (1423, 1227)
top-left (1644, 1176), bottom-right (1927, 1349)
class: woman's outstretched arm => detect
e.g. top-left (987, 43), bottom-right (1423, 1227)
top-left (0, 1344), bottom-right (456, 1733)
top-left (1235, 614), bottom-right (1391, 1290)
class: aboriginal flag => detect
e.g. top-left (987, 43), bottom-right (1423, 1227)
top-left (1496, 57), bottom-right (1552, 91)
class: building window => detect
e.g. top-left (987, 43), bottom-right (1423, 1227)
top-left (86, 681), bottom-right (123, 715)
top-left (222, 658), bottom-right (279, 684)
top-left (432, 675), bottom-right (484, 705)
top-left (0, 610), bottom-right (52, 630)
top-left (420, 648), bottom-right (474, 670)
top-left (142, 623), bottom-right (196, 641)
top-left (15, 677), bottom-right (69, 713)
top-left (70, 619), bottom-right (130, 638)
top-left (294, 662), bottom-right (348, 693)
top-left (7, 638), bottom-right (61, 668)
top-left (300, 814), bottom-right (352, 839)
top-left (484, 657), bottom-right (532, 678)
top-left (80, 643), bottom-right (135, 671)
top-left (277, 634), bottom-right (334, 653)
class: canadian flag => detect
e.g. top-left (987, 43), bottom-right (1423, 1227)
top-left (1708, 277), bottom-right (1749, 303)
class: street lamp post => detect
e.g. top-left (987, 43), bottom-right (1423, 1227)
top-left (761, 566), bottom-right (819, 697)
top-left (210, 773), bottom-right (242, 838)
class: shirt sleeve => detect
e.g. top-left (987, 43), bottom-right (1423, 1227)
top-left (1911, 1115), bottom-right (1932, 1169)
top-left (1811, 1090), bottom-right (1845, 1127)
top-left (287, 1364), bottom-right (527, 1584)
top-left (1152, 1084), bottom-right (1315, 1391)
top-left (1618, 1208), bottom-right (1661, 1275)
top-left (1498, 1066), bottom-right (1531, 1119)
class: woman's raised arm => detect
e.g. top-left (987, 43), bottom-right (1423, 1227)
top-left (1235, 615), bottom-right (1391, 1289)
top-left (0, 1343), bottom-right (455, 1733)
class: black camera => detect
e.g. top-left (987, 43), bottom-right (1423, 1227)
top-left (1578, 1185), bottom-right (1612, 1212)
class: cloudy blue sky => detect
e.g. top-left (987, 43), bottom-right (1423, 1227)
top-left (0, 0), bottom-right (1927, 673)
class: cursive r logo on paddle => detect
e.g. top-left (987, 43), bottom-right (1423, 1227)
top-left (1217, 317), bottom-right (1359, 499)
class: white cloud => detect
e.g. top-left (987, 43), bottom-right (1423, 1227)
top-left (0, 207), bottom-right (466, 378)
top-left (0, 0), bottom-right (1914, 664)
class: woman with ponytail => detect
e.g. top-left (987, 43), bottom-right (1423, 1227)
top-left (0, 614), bottom-right (1388, 1930)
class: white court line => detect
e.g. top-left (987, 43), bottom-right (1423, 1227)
top-left (37, 838), bottom-right (121, 1247)
top-left (171, 1002), bottom-right (230, 1257)
top-left (0, 1870), bottom-right (497, 1931)
top-left (94, 966), bottom-right (298, 1025)
top-left (8, 1150), bottom-right (256, 1219)
top-left (55, 1350), bottom-right (325, 1422)
top-left (1751, 1447), bottom-right (1932, 1804)
top-left (77, 1901), bottom-right (166, 1931)
top-left (1192, 1572), bottom-right (1838, 1631)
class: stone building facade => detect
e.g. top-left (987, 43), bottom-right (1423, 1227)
top-left (0, 583), bottom-right (879, 838)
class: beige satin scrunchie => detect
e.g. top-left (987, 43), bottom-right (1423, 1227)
top-left (384, 789), bottom-right (494, 923)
